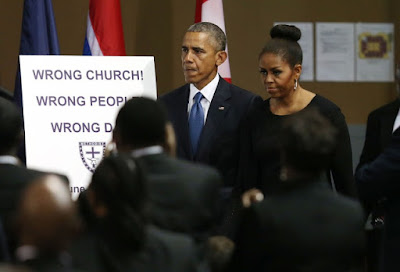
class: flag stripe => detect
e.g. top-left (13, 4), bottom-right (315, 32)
top-left (85, 0), bottom-right (126, 56)
top-left (84, 15), bottom-right (103, 56)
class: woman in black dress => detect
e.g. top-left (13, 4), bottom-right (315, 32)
top-left (237, 24), bottom-right (356, 198)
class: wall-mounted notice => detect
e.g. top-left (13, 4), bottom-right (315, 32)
top-left (356, 23), bottom-right (394, 82)
top-left (20, 55), bottom-right (157, 198)
top-left (316, 23), bottom-right (355, 81)
top-left (274, 22), bottom-right (314, 81)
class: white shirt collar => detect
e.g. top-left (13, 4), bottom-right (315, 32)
top-left (0, 156), bottom-right (20, 165)
top-left (131, 145), bottom-right (164, 158)
top-left (189, 73), bottom-right (220, 104)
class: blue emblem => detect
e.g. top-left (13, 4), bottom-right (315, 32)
top-left (79, 142), bottom-right (106, 173)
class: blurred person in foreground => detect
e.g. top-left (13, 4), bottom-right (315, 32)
top-left (231, 108), bottom-right (365, 272)
top-left (0, 97), bottom-right (47, 255)
top-left (356, 114), bottom-right (400, 271)
top-left (112, 97), bottom-right (222, 243)
top-left (356, 63), bottom-right (400, 272)
top-left (71, 154), bottom-right (198, 272)
top-left (15, 175), bottom-right (79, 271)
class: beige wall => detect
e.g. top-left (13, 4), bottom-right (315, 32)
top-left (1, 0), bottom-right (399, 123)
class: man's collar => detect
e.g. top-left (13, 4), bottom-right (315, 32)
top-left (189, 73), bottom-right (220, 103)
top-left (0, 155), bottom-right (20, 165)
top-left (131, 145), bottom-right (164, 158)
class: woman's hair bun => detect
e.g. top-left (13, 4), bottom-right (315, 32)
top-left (270, 24), bottom-right (301, 42)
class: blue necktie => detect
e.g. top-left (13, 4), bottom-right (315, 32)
top-left (189, 92), bottom-right (204, 155)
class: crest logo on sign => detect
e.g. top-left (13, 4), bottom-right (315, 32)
top-left (79, 142), bottom-right (106, 173)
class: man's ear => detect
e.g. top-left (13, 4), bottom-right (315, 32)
top-left (112, 126), bottom-right (121, 151)
top-left (164, 122), bottom-right (176, 157)
top-left (215, 51), bottom-right (227, 67)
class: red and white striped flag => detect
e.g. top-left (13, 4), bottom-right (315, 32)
top-left (83, 0), bottom-right (126, 56)
top-left (195, 0), bottom-right (232, 83)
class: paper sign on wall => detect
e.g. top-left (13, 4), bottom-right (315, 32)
top-left (20, 55), bottom-right (157, 198)
top-left (356, 23), bottom-right (394, 82)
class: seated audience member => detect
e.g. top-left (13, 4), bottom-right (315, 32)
top-left (72, 154), bottom-right (198, 272)
top-left (112, 97), bottom-right (222, 242)
top-left (356, 126), bottom-right (400, 272)
top-left (230, 109), bottom-right (365, 272)
top-left (0, 97), bottom-right (46, 254)
top-left (15, 175), bottom-right (79, 271)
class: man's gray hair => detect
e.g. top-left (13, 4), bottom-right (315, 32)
top-left (187, 22), bottom-right (226, 51)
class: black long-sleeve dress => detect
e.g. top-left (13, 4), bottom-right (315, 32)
top-left (236, 94), bottom-right (357, 198)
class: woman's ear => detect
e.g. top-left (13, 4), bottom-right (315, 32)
top-left (293, 64), bottom-right (302, 79)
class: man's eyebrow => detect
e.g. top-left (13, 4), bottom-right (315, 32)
top-left (192, 46), bottom-right (204, 51)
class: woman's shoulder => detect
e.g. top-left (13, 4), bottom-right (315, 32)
top-left (308, 95), bottom-right (348, 126)
top-left (245, 98), bottom-right (271, 121)
top-left (309, 95), bottom-right (342, 115)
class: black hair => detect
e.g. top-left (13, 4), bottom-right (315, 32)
top-left (0, 97), bottom-right (23, 154)
top-left (259, 24), bottom-right (303, 67)
top-left (115, 97), bottom-right (168, 148)
top-left (89, 154), bottom-right (148, 253)
top-left (280, 108), bottom-right (337, 173)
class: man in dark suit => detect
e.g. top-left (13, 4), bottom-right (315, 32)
top-left (159, 22), bottom-right (261, 188)
top-left (357, 65), bottom-right (400, 272)
top-left (113, 97), bottom-right (222, 242)
top-left (231, 109), bottom-right (365, 271)
top-left (0, 97), bottom-right (46, 254)
top-left (356, 127), bottom-right (400, 272)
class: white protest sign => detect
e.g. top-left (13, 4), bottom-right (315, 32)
top-left (20, 55), bottom-right (157, 197)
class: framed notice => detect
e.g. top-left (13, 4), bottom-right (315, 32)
top-left (20, 55), bottom-right (157, 198)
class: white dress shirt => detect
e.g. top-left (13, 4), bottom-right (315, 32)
top-left (393, 107), bottom-right (400, 132)
top-left (0, 155), bottom-right (19, 165)
top-left (187, 73), bottom-right (220, 124)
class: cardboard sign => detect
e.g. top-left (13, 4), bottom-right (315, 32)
top-left (20, 55), bottom-right (157, 197)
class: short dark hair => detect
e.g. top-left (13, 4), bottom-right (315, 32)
top-left (187, 22), bottom-right (227, 51)
top-left (115, 97), bottom-right (168, 147)
top-left (259, 24), bottom-right (303, 68)
top-left (90, 154), bottom-right (147, 252)
top-left (0, 97), bottom-right (23, 154)
top-left (280, 108), bottom-right (337, 173)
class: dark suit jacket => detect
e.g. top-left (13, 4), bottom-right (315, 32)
top-left (357, 99), bottom-right (400, 168)
top-left (356, 127), bottom-right (400, 272)
top-left (159, 77), bottom-right (262, 187)
top-left (19, 252), bottom-right (81, 272)
top-left (0, 163), bottom-right (45, 254)
top-left (230, 180), bottom-right (365, 272)
top-left (70, 225), bottom-right (198, 272)
top-left (136, 153), bottom-right (222, 242)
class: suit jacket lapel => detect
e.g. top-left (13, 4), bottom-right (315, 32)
top-left (381, 100), bottom-right (400, 148)
top-left (196, 78), bottom-right (231, 160)
top-left (173, 85), bottom-right (192, 159)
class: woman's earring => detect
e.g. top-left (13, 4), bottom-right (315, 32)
top-left (294, 79), bottom-right (298, 90)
